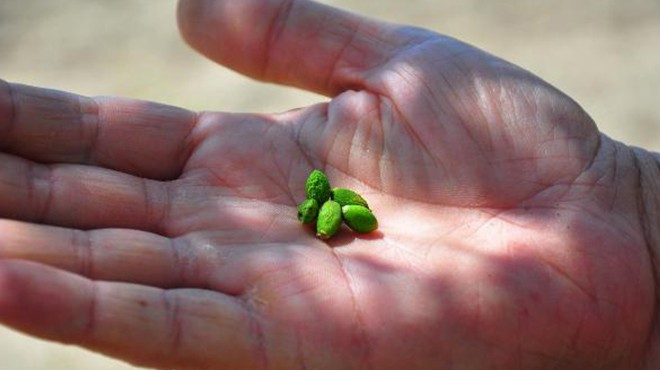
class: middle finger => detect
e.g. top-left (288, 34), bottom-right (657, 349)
top-left (0, 152), bottom-right (170, 233)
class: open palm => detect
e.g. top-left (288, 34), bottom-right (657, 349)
top-left (0, 1), bottom-right (656, 369)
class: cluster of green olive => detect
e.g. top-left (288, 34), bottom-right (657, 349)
top-left (297, 169), bottom-right (378, 239)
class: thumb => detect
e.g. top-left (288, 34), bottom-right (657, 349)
top-left (176, 0), bottom-right (420, 96)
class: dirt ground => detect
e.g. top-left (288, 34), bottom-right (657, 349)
top-left (1, 0), bottom-right (659, 369)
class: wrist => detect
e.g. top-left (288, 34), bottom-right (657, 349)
top-left (633, 147), bottom-right (660, 280)
top-left (631, 146), bottom-right (660, 369)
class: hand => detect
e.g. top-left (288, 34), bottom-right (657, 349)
top-left (0, 0), bottom-right (657, 369)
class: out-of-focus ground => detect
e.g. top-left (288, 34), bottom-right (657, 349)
top-left (0, 0), bottom-right (659, 369)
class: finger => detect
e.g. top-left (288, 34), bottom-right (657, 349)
top-left (0, 211), bottom-right (314, 291)
top-left (0, 80), bottom-right (197, 180)
top-left (0, 153), bottom-right (169, 232)
top-left (0, 220), bottom-right (180, 287)
top-left (0, 260), bottom-right (264, 369)
top-left (177, 0), bottom-right (426, 96)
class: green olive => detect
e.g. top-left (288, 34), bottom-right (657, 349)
top-left (331, 187), bottom-right (369, 208)
top-left (305, 169), bottom-right (331, 205)
top-left (297, 198), bottom-right (319, 224)
top-left (342, 205), bottom-right (378, 233)
top-left (316, 200), bottom-right (342, 239)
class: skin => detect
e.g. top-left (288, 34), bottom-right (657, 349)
top-left (1, 0), bottom-right (660, 369)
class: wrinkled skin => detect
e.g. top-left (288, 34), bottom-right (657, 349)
top-left (0, 0), bottom-right (658, 369)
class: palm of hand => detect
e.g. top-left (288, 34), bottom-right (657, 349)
top-left (0, 2), bottom-right (656, 370)
top-left (146, 37), bottom-right (652, 368)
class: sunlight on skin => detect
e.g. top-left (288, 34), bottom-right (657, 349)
top-left (0, 0), bottom-right (659, 369)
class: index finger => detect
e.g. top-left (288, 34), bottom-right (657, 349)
top-left (0, 81), bottom-right (197, 180)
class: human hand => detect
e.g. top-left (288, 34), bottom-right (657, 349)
top-left (1, 0), bottom-right (658, 369)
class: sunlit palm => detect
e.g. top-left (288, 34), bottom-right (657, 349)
top-left (0, 0), bottom-right (655, 369)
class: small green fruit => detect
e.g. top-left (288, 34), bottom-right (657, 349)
top-left (297, 198), bottom-right (319, 224)
top-left (305, 169), bottom-right (331, 205)
top-left (316, 200), bottom-right (342, 240)
top-left (342, 205), bottom-right (378, 233)
top-left (331, 188), bottom-right (369, 208)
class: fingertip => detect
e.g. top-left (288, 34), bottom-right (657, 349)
top-left (0, 261), bottom-right (17, 315)
top-left (0, 79), bottom-right (14, 146)
top-left (0, 261), bottom-right (35, 322)
top-left (176, 0), bottom-right (268, 78)
top-left (176, 0), bottom-right (208, 51)
top-left (0, 260), bottom-right (91, 341)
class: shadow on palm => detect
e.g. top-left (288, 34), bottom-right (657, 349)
top-left (0, 0), bottom-right (655, 368)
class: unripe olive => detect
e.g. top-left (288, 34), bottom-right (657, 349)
top-left (297, 198), bottom-right (319, 224)
top-left (305, 169), bottom-right (331, 205)
top-left (331, 187), bottom-right (369, 208)
top-left (316, 200), bottom-right (342, 239)
top-left (342, 205), bottom-right (378, 233)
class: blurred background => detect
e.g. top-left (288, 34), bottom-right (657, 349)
top-left (0, 0), bottom-right (659, 369)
